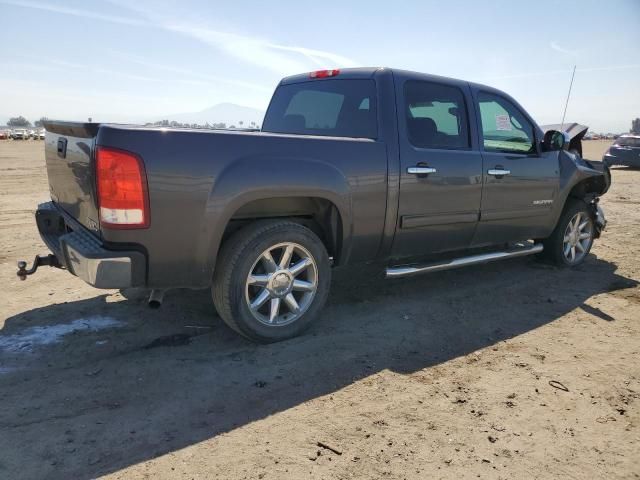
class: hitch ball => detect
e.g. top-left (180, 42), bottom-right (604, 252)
top-left (17, 261), bottom-right (28, 280)
top-left (16, 255), bottom-right (62, 280)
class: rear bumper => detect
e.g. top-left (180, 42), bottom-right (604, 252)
top-left (36, 202), bottom-right (146, 288)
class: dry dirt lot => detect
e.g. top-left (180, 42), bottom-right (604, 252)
top-left (0, 139), bottom-right (638, 480)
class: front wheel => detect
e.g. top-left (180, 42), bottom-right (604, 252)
top-left (543, 199), bottom-right (595, 266)
top-left (212, 221), bottom-right (331, 343)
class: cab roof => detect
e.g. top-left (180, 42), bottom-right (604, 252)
top-left (279, 67), bottom-right (502, 95)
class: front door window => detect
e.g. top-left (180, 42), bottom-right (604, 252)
top-left (478, 92), bottom-right (535, 154)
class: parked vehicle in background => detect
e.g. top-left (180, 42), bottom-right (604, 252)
top-left (38, 129), bottom-right (45, 139)
top-left (19, 67), bottom-right (611, 343)
top-left (0, 130), bottom-right (9, 140)
top-left (11, 128), bottom-right (28, 140)
top-left (604, 134), bottom-right (640, 168)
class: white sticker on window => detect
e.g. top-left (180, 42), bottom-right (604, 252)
top-left (495, 114), bottom-right (512, 131)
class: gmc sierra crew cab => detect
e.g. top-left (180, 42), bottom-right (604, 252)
top-left (18, 67), bottom-right (610, 343)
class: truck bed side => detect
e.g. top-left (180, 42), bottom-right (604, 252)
top-left (65, 126), bottom-right (389, 288)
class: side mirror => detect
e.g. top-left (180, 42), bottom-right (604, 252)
top-left (543, 130), bottom-right (569, 151)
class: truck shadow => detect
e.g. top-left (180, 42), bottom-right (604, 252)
top-left (0, 255), bottom-right (637, 478)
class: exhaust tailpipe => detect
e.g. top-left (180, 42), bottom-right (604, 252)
top-left (148, 289), bottom-right (166, 309)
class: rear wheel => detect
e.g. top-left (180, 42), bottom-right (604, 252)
top-left (212, 221), bottom-right (331, 343)
top-left (543, 199), bottom-right (595, 266)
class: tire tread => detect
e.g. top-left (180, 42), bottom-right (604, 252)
top-left (543, 198), bottom-right (592, 266)
top-left (212, 220), bottom-right (328, 342)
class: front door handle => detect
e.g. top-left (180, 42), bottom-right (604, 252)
top-left (407, 166), bottom-right (437, 175)
top-left (487, 168), bottom-right (511, 176)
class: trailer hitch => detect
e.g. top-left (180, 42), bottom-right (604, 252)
top-left (16, 254), bottom-right (63, 280)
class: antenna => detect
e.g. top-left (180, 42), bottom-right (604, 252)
top-left (560, 65), bottom-right (576, 131)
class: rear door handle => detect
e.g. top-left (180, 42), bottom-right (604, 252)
top-left (407, 166), bottom-right (437, 175)
top-left (488, 168), bottom-right (511, 176)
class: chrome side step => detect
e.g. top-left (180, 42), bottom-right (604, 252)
top-left (386, 243), bottom-right (544, 279)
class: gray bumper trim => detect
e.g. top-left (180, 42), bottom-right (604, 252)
top-left (36, 202), bottom-right (146, 289)
top-left (62, 236), bottom-right (136, 288)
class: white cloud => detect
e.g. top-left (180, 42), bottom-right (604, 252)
top-left (550, 41), bottom-right (579, 56)
top-left (267, 44), bottom-right (360, 69)
top-left (0, 0), bottom-right (148, 26)
top-left (163, 23), bottom-right (309, 75)
top-left (105, 50), bottom-right (274, 93)
top-left (2, 0), bottom-right (360, 76)
top-left (109, 0), bottom-right (360, 75)
top-left (578, 64), bottom-right (640, 73)
top-left (477, 64), bottom-right (640, 81)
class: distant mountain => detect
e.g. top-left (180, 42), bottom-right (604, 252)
top-left (154, 103), bottom-right (265, 127)
top-left (0, 103), bottom-right (265, 127)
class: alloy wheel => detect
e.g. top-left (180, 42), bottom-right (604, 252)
top-left (562, 212), bottom-right (593, 264)
top-left (244, 242), bottom-right (318, 326)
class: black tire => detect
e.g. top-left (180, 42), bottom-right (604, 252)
top-left (543, 199), bottom-right (595, 267)
top-left (212, 220), bottom-right (331, 343)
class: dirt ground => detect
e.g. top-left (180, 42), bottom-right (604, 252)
top-left (0, 139), bottom-right (638, 480)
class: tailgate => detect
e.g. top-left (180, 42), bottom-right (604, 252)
top-left (42, 121), bottom-right (101, 236)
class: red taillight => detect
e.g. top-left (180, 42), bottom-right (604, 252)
top-left (309, 69), bottom-right (340, 79)
top-left (96, 146), bottom-right (149, 229)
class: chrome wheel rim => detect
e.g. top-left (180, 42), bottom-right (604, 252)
top-left (245, 242), bottom-right (318, 326)
top-left (563, 212), bottom-right (593, 264)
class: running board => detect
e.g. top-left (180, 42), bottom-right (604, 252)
top-left (386, 243), bottom-right (544, 279)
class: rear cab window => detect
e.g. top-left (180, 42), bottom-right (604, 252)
top-left (262, 79), bottom-right (377, 139)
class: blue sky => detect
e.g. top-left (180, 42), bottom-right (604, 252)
top-left (0, 0), bottom-right (638, 132)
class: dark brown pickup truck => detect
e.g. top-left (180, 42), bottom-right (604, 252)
top-left (19, 67), bottom-right (610, 342)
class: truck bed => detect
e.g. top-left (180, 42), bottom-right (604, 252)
top-left (42, 121), bottom-right (389, 288)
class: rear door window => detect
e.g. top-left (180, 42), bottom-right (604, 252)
top-left (404, 80), bottom-right (470, 149)
top-left (262, 79), bottom-right (377, 139)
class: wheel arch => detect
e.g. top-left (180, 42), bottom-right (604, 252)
top-left (219, 196), bottom-right (345, 265)
top-left (567, 175), bottom-right (608, 201)
top-left (195, 156), bottom-right (353, 286)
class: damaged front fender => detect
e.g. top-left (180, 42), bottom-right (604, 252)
top-left (542, 121), bottom-right (611, 197)
top-left (559, 149), bottom-right (611, 197)
top-left (546, 148), bottom-right (611, 238)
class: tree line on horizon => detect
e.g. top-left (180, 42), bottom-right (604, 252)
top-left (6, 116), bottom-right (48, 128)
top-left (4, 115), bottom-right (260, 130)
top-left (144, 119), bottom-right (260, 130)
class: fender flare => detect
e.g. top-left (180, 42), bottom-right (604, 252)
top-left (195, 154), bottom-right (353, 283)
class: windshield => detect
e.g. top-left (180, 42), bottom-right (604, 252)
top-left (262, 79), bottom-right (377, 139)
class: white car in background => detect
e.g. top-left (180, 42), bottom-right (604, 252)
top-left (38, 129), bottom-right (45, 139)
top-left (11, 129), bottom-right (28, 140)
